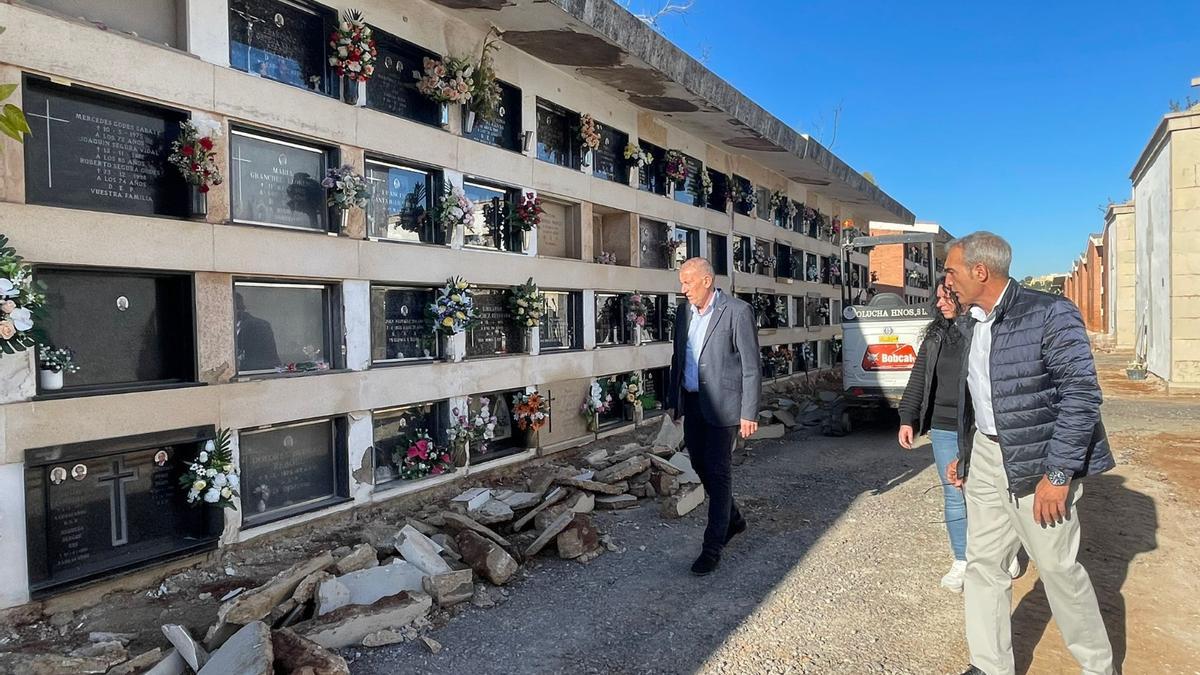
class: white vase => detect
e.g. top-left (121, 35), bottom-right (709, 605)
top-left (39, 368), bottom-right (63, 391)
top-left (464, 107), bottom-right (476, 133)
top-left (582, 148), bottom-right (593, 170)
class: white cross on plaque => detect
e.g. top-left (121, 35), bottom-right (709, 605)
top-left (25, 100), bottom-right (70, 188)
top-left (231, 143), bottom-right (254, 209)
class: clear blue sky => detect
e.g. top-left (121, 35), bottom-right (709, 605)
top-left (639, 1), bottom-right (1199, 278)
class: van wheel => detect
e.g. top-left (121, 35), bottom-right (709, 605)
top-left (839, 411), bottom-right (853, 435)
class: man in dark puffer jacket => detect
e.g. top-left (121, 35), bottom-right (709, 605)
top-left (943, 232), bottom-right (1115, 675)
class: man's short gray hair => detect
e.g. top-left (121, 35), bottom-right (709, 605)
top-left (681, 257), bottom-right (714, 277)
top-left (946, 231), bottom-right (1012, 278)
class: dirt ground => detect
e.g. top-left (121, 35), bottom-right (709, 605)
top-left (2, 352), bottom-right (1197, 674)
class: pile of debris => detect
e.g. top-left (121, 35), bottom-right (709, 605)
top-left (0, 417), bottom-right (717, 674)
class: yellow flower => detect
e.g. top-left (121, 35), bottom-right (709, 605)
top-left (193, 480), bottom-right (207, 491)
top-left (442, 317), bottom-right (454, 327)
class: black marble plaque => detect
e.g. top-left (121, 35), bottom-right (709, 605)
top-left (22, 78), bottom-right (189, 217)
top-left (368, 30), bottom-right (441, 125)
top-left (592, 122), bottom-right (627, 183)
top-left (230, 130), bottom-right (328, 230)
top-left (240, 419), bottom-right (342, 525)
top-left (638, 142), bottom-right (666, 194)
top-left (535, 100), bottom-right (578, 169)
top-left (372, 287), bottom-right (437, 361)
top-left (639, 220), bottom-right (669, 269)
top-left (672, 153), bottom-right (703, 207)
top-left (709, 234), bottom-right (728, 276)
top-left (229, 0), bottom-right (330, 94)
top-left (466, 289), bottom-right (524, 357)
top-left (25, 427), bottom-right (219, 594)
top-left (235, 282), bottom-right (334, 373)
top-left (365, 161), bottom-right (436, 243)
top-left (706, 170), bottom-right (728, 212)
top-left (37, 269), bottom-right (195, 392)
top-left (465, 81), bottom-right (521, 151)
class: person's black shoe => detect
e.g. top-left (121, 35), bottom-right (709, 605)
top-left (960, 666), bottom-right (985, 675)
top-left (725, 519), bottom-right (747, 545)
top-left (690, 552), bottom-right (720, 576)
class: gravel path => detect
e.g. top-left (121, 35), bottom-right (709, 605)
top-left (349, 421), bottom-right (971, 674)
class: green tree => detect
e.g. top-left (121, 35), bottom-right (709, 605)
top-left (0, 27), bottom-right (31, 143)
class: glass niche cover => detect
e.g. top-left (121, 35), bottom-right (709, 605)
top-left (462, 181), bottom-right (521, 252)
top-left (234, 281), bottom-right (339, 375)
top-left (365, 160), bottom-right (440, 244)
top-left (229, 129), bottom-right (329, 231)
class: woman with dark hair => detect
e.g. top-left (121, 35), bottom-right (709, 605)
top-left (897, 280), bottom-right (1018, 592)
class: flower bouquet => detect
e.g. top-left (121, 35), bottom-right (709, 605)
top-left (664, 150), bottom-right (688, 185)
top-left (734, 178), bottom-right (758, 213)
top-left (395, 428), bottom-right (455, 480)
top-left (180, 428), bottom-right (239, 510)
top-left (169, 120), bottom-right (223, 199)
top-left (466, 32), bottom-right (502, 129)
top-left (753, 244), bottom-right (776, 273)
top-left (580, 114), bottom-right (600, 167)
top-left (322, 165), bottom-right (370, 214)
top-left (627, 293), bottom-right (650, 331)
top-left (435, 183), bottom-right (474, 235)
top-left (449, 398), bottom-right (497, 460)
top-left (328, 9), bottom-right (377, 86)
top-left (699, 168), bottom-right (713, 200)
top-left (595, 251), bottom-right (617, 265)
top-left (513, 391), bottom-right (549, 446)
top-left (0, 236), bottom-right (44, 357)
top-left (36, 344), bottom-right (78, 391)
top-left (429, 277), bottom-right (477, 337)
top-left (414, 55), bottom-right (474, 106)
top-left (623, 143), bottom-right (653, 168)
top-left (580, 381), bottom-right (613, 432)
top-left (508, 277), bottom-right (545, 330)
top-left (663, 237), bottom-right (685, 267)
top-left (509, 192), bottom-right (543, 232)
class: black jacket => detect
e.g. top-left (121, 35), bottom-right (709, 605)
top-left (897, 329), bottom-right (958, 435)
top-left (955, 281), bottom-right (1115, 496)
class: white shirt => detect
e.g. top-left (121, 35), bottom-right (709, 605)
top-left (683, 290), bottom-right (719, 392)
top-left (967, 280), bottom-right (1012, 435)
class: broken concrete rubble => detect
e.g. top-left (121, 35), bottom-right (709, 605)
top-left (421, 568), bottom-right (474, 607)
top-left (218, 552), bottom-right (334, 625)
top-left (197, 621), bottom-right (273, 675)
top-left (596, 494), bottom-right (639, 509)
top-left (652, 414), bottom-right (685, 450)
top-left (595, 456), bottom-right (651, 483)
top-left (439, 511), bottom-right (512, 549)
top-left (554, 476), bottom-right (629, 494)
top-left (271, 628), bottom-right (350, 675)
top-left (334, 543), bottom-right (379, 575)
top-left (302, 593), bottom-right (433, 650)
top-left (511, 487), bottom-right (568, 531)
top-left (161, 623), bottom-right (208, 671)
top-left (469, 498), bottom-right (515, 525)
top-left (456, 530), bottom-right (519, 585)
top-left (398, 526), bottom-right (453, 575)
top-left (556, 514), bottom-right (600, 559)
top-left (524, 510), bottom-right (575, 558)
top-left (668, 453), bottom-right (702, 484)
top-left (498, 491), bottom-right (542, 510)
top-left (662, 484), bottom-right (706, 518)
top-left (646, 453), bottom-right (682, 476)
top-left (316, 560), bottom-right (426, 616)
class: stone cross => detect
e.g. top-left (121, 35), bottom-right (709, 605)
top-left (96, 458), bottom-right (139, 547)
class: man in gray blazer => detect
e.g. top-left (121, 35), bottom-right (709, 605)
top-left (666, 257), bottom-right (762, 575)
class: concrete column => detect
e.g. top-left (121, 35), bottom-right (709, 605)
top-left (582, 290), bottom-right (597, 350)
top-left (343, 280), bottom-right (371, 371)
top-left (0, 351), bottom-right (35, 405)
top-left (0, 462), bottom-right (30, 609)
top-left (185, 0), bottom-right (230, 67)
top-left (196, 272), bottom-right (234, 384)
top-left (347, 410), bottom-right (374, 504)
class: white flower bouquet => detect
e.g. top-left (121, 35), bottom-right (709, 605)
top-left (180, 428), bottom-right (239, 510)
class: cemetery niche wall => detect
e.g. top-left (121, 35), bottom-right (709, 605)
top-left (24, 426), bottom-right (221, 595)
top-left (229, 0), bottom-right (334, 95)
top-left (229, 128), bottom-right (332, 232)
top-left (238, 417), bottom-right (350, 527)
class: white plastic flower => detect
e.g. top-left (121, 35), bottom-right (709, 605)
top-left (220, 487), bottom-right (232, 499)
top-left (8, 307), bottom-right (31, 331)
top-left (193, 480), bottom-right (207, 491)
top-left (203, 439), bottom-right (216, 453)
top-left (198, 451), bottom-right (209, 463)
top-left (206, 468), bottom-right (217, 477)
top-left (203, 488), bottom-right (220, 503)
top-left (0, 279), bottom-right (17, 298)
top-left (213, 473), bottom-right (227, 488)
top-left (228, 474), bottom-right (240, 490)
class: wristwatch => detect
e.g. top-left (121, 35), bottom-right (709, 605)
top-left (1045, 468), bottom-right (1071, 486)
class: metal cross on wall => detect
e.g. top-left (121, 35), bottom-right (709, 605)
top-left (96, 458), bottom-right (139, 547)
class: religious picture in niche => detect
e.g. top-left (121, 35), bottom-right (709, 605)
top-left (466, 289), bottom-right (524, 357)
top-left (371, 286), bottom-right (438, 362)
top-left (463, 182), bottom-right (517, 251)
top-left (24, 429), bottom-right (219, 593)
top-left (229, 130), bottom-right (328, 230)
top-left (365, 161), bottom-right (436, 243)
top-left (239, 419), bottom-right (338, 524)
top-left (234, 282), bottom-right (333, 374)
top-left (367, 31), bottom-right (441, 125)
top-left (229, 0), bottom-right (330, 94)
top-left (469, 392), bottom-right (518, 462)
top-left (21, 78), bottom-right (189, 217)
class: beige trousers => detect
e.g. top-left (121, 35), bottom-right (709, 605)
top-left (963, 431), bottom-right (1114, 675)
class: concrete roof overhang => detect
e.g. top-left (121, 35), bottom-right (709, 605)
top-left (428, 0), bottom-right (914, 223)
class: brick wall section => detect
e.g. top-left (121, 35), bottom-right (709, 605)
top-left (1085, 239), bottom-right (1104, 332)
top-left (867, 227), bottom-right (906, 296)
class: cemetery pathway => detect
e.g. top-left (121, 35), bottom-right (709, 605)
top-left (349, 352), bottom-right (1200, 674)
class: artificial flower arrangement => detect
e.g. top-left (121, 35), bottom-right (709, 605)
top-left (830, 263), bottom-right (843, 286)
top-left (508, 277), bottom-right (545, 329)
top-left (752, 243), bottom-right (777, 272)
top-left (623, 143), bottom-right (653, 168)
top-left (580, 113), bottom-right (601, 164)
top-left (699, 167), bottom-right (714, 200)
top-left (37, 344), bottom-right (78, 374)
top-left (435, 183), bottom-right (474, 235)
top-left (768, 191), bottom-right (788, 217)
top-left (580, 381), bottom-right (613, 430)
top-left (595, 251), bottom-right (617, 265)
top-left (775, 296), bottom-right (790, 323)
top-left (169, 120), bottom-right (223, 194)
top-left (626, 292), bottom-right (650, 329)
top-left (328, 9), bottom-right (377, 82)
top-left (509, 191), bottom-right (543, 232)
top-left (663, 236), bottom-right (685, 263)
top-left (801, 206), bottom-right (817, 229)
top-left (0, 235), bottom-right (44, 356)
top-left (513, 391), bottom-right (550, 432)
top-left (732, 177), bottom-right (758, 213)
top-left (395, 428), bottom-right (454, 480)
top-left (322, 165), bottom-right (371, 211)
top-left (619, 372), bottom-right (643, 406)
top-left (448, 397), bottom-right (497, 456)
top-left (181, 428), bottom-right (240, 510)
top-left (664, 150), bottom-right (688, 185)
top-left (429, 276), bottom-right (478, 336)
top-left (467, 31), bottom-right (503, 122)
top-left (414, 54), bottom-right (474, 105)
top-left (753, 294), bottom-right (775, 325)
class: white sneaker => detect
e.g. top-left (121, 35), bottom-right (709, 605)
top-left (1008, 555), bottom-right (1022, 579)
top-left (941, 560), bottom-right (968, 593)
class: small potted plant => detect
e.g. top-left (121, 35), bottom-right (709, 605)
top-left (328, 9), bottom-right (377, 105)
top-left (512, 391), bottom-right (549, 448)
top-left (37, 344), bottom-right (78, 391)
top-left (1126, 358), bottom-right (1148, 381)
top-left (322, 165), bottom-right (370, 232)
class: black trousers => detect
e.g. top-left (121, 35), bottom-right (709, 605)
top-left (682, 391), bottom-right (744, 556)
